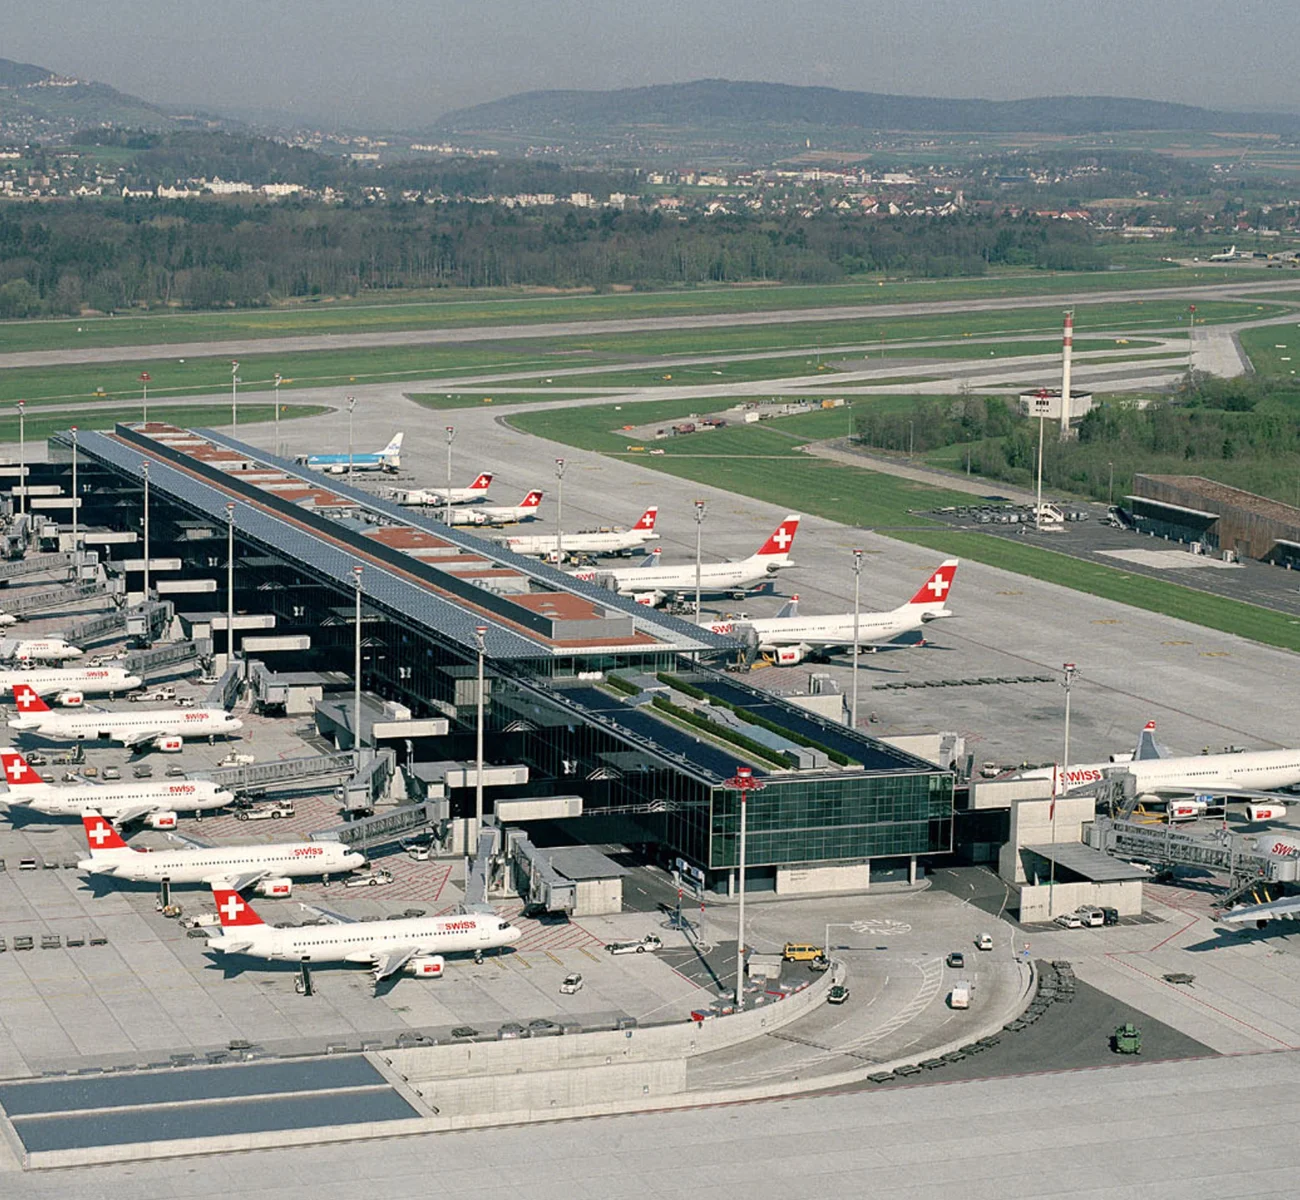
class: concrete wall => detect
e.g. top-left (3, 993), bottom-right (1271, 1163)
top-left (1018, 879), bottom-right (1144, 921)
top-left (998, 795), bottom-right (1096, 884)
top-left (574, 877), bottom-right (622, 916)
top-left (776, 861), bottom-right (870, 894)
top-left (971, 777), bottom-right (1053, 811)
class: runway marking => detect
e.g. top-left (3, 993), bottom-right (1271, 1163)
top-left (1162, 640), bottom-right (1193, 646)
top-left (1091, 618), bottom-right (1121, 624)
top-left (850, 918), bottom-right (912, 936)
top-left (1201, 651), bottom-right (1231, 657)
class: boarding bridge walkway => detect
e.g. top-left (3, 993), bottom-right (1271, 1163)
top-left (190, 750), bottom-right (357, 793)
top-left (463, 826), bottom-right (503, 913)
top-left (2, 578), bottom-right (108, 617)
top-left (0, 552), bottom-right (76, 584)
top-left (504, 827), bottom-right (576, 914)
top-left (66, 600), bottom-right (170, 648)
top-left (1088, 816), bottom-right (1291, 884)
top-left (309, 799), bottom-right (441, 851)
top-left (122, 639), bottom-right (198, 679)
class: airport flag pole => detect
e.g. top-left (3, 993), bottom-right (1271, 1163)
top-left (444, 426), bottom-right (455, 528)
top-left (851, 548), bottom-right (863, 729)
top-left (142, 460), bottom-right (150, 601)
top-left (693, 500), bottom-right (707, 622)
top-left (474, 625), bottom-right (487, 844)
top-left (273, 374), bottom-right (282, 457)
top-left (15, 401), bottom-right (24, 520)
top-left (726, 766), bottom-right (763, 1010)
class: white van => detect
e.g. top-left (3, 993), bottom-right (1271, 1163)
top-left (950, 979), bottom-right (972, 1009)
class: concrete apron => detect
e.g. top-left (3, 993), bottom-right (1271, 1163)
top-left (20, 959), bottom-right (1035, 1169)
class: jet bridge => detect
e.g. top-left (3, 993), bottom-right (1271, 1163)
top-left (1088, 816), bottom-right (1294, 885)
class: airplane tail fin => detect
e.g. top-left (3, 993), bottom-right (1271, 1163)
top-left (211, 884), bottom-right (266, 928)
top-left (0, 748), bottom-right (46, 787)
top-left (775, 594), bottom-right (800, 619)
top-left (1134, 720), bottom-right (1166, 761)
top-left (82, 813), bottom-right (131, 853)
top-left (12, 683), bottom-right (51, 712)
top-left (905, 559), bottom-right (959, 609)
top-left (379, 433), bottom-right (404, 459)
top-left (634, 506), bottom-right (658, 532)
top-left (520, 490), bottom-right (543, 509)
top-left (751, 515), bottom-right (800, 563)
top-left (468, 472), bottom-right (493, 492)
top-left (638, 548), bottom-right (662, 569)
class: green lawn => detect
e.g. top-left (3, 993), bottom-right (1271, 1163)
top-left (0, 403), bottom-right (326, 444)
top-left (0, 265), bottom-right (1254, 354)
top-left (1238, 324), bottom-right (1300, 378)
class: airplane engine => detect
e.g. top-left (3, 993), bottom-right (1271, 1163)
top-left (631, 591), bottom-right (663, 607)
top-left (405, 955), bottom-right (445, 978)
top-left (773, 643), bottom-right (812, 666)
top-left (55, 691), bottom-right (84, 707)
top-left (1247, 803), bottom-right (1287, 823)
top-left (254, 876), bottom-right (293, 898)
top-left (144, 810), bottom-right (178, 830)
top-left (153, 735), bottom-right (184, 753)
top-left (325, 464), bottom-right (347, 475)
top-left (1167, 799), bottom-right (1207, 821)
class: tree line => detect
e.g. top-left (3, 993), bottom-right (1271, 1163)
top-left (0, 197), bottom-right (1104, 317)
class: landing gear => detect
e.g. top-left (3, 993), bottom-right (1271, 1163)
top-left (296, 958), bottom-right (314, 997)
top-left (474, 951), bottom-right (484, 965)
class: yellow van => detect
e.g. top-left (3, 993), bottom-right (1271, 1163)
top-left (782, 943), bottom-right (824, 962)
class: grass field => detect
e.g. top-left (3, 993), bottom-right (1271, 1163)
top-left (0, 299), bottom-right (1246, 409)
top-left (1238, 324), bottom-right (1300, 378)
top-left (511, 401), bottom-right (1300, 651)
top-left (0, 403), bottom-right (326, 445)
top-left (0, 265), bottom-right (1254, 354)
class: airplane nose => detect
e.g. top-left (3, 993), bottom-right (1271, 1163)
top-left (227, 718), bottom-right (244, 731)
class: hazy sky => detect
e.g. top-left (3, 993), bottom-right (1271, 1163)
top-left (8, 0), bottom-right (1298, 129)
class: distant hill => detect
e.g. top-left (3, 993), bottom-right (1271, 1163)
top-left (0, 56), bottom-right (174, 142)
top-left (435, 79), bottom-right (1300, 140)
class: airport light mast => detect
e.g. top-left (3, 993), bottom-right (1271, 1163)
top-left (15, 401), bottom-right (24, 520)
top-left (139, 372), bottom-right (151, 425)
top-left (230, 361), bottom-right (240, 434)
top-left (726, 765), bottom-right (763, 1010)
top-left (142, 460), bottom-right (151, 602)
top-left (555, 458), bottom-right (566, 565)
top-left (850, 548), bottom-right (864, 729)
top-left (1034, 388), bottom-right (1049, 532)
top-left (693, 500), bottom-right (707, 622)
top-left (273, 373), bottom-right (283, 457)
top-left (444, 426), bottom-right (455, 528)
top-left (474, 624), bottom-right (487, 841)
top-left (346, 395), bottom-right (356, 480)
top-left (353, 566), bottom-right (364, 769)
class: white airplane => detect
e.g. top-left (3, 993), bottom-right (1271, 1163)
top-left (702, 559), bottom-right (958, 665)
top-left (204, 884), bottom-right (522, 981)
top-left (301, 432), bottom-right (403, 474)
top-left (0, 612), bottom-right (17, 628)
top-left (0, 666), bottom-right (141, 703)
top-left (501, 506), bottom-right (660, 560)
top-left (2, 637), bottom-right (83, 663)
top-left (442, 489), bottom-right (544, 527)
top-left (571, 515), bottom-right (801, 606)
top-left (1019, 720), bottom-right (1300, 803)
top-left (8, 683), bottom-right (242, 752)
top-left (1209, 245), bottom-right (1237, 262)
top-left (0, 748), bottom-right (233, 827)
top-left (77, 813), bottom-right (365, 890)
top-left (390, 473), bottom-right (493, 507)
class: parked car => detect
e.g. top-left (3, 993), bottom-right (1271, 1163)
top-left (102, 766), bottom-right (121, 781)
top-left (946, 951), bottom-right (966, 969)
top-left (1073, 907), bottom-right (1106, 928)
top-left (132, 764), bottom-right (153, 779)
top-left (407, 845), bottom-right (431, 862)
top-left (975, 933), bottom-right (994, 951)
top-left (782, 943), bottom-right (825, 963)
top-left (165, 766), bottom-right (186, 777)
top-left (1100, 907), bottom-right (1120, 927)
top-left (1054, 913), bottom-right (1084, 929)
top-left (344, 868), bottom-right (393, 889)
top-left (827, 984), bottom-right (850, 1005)
top-left (808, 953), bottom-right (832, 973)
top-left (235, 800), bottom-right (295, 822)
top-left (560, 973), bottom-right (584, 995)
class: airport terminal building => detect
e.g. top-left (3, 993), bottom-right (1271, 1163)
top-left (40, 423), bottom-right (954, 893)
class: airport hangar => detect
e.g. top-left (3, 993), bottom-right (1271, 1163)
top-left (42, 422), bottom-right (954, 897)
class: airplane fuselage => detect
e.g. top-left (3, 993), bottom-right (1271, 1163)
top-left (79, 842), bottom-right (364, 884)
top-left (0, 668), bottom-right (141, 697)
top-left (9, 707), bottom-right (242, 744)
top-left (8, 780), bottom-right (234, 818)
top-left (210, 912), bottom-right (520, 963)
top-left (1029, 749), bottom-right (1300, 794)
top-left (506, 530), bottom-right (659, 557)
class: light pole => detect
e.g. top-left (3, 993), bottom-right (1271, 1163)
top-left (725, 765), bottom-right (763, 1010)
top-left (225, 502), bottom-right (236, 672)
top-left (346, 395), bottom-right (356, 481)
top-left (555, 458), bottom-right (566, 565)
top-left (693, 500), bottom-right (707, 621)
top-left (850, 549), bottom-right (864, 729)
top-left (1034, 387), bottom-right (1048, 532)
top-left (474, 624), bottom-right (487, 841)
top-left (15, 401), bottom-right (24, 520)
top-left (1108, 461), bottom-right (1114, 506)
top-left (1052, 661), bottom-right (1078, 914)
top-left (139, 372), bottom-right (151, 425)
top-left (444, 426), bottom-right (455, 529)
top-left (1062, 661), bottom-right (1077, 787)
top-left (70, 426), bottom-right (79, 551)
top-left (907, 419), bottom-right (914, 457)
top-left (141, 460), bottom-right (151, 602)
top-left (230, 360), bottom-right (240, 434)
top-left (353, 565), bottom-right (364, 765)
top-left (1188, 304), bottom-right (1196, 377)
top-left (273, 373), bottom-right (282, 457)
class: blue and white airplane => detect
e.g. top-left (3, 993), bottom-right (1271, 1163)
top-left (300, 433), bottom-right (403, 475)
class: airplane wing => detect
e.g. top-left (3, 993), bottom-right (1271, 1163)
top-left (1136, 785), bottom-right (1292, 802)
top-left (112, 804), bottom-right (163, 825)
top-left (166, 829), bottom-right (216, 850)
top-left (371, 945), bottom-right (419, 981)
top-left (201, 869), bottom-right (269, 892)
top-left (297, 901), bottom-right (357, 925)
top-left (1221, 895), bottom-right (1300, 925)
top-left (118, 728), bottom-right (165, 748)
